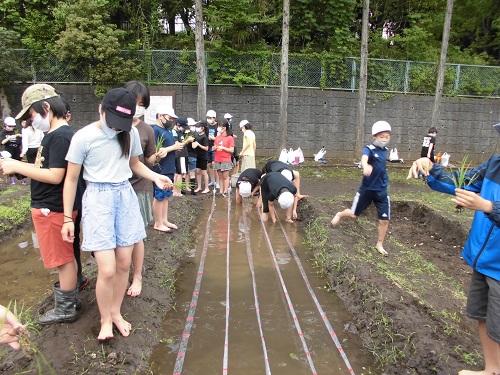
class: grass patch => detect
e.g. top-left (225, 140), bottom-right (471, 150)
top-left (0, 194), bottom-right (31, 226)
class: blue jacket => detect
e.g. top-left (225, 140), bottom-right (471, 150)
top-left (427, 156), bottom-right (500, 280)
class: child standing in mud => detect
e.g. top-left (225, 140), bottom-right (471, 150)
top-left (408, 123), bottom-right (500, 375)
top-left (61, 88), bottom-right (173, 342)
top-left (0, 84), bottom-right (81, 325)
top-left (331, 120), bottom-right (392, 256)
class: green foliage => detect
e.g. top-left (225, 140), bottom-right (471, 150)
top-left (0, 28), bottom-right (31, 87)
top-left (54, 0), bottom-right (142, 96)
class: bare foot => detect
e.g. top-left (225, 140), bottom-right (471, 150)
top-left (154, 225), bottom-right (172, 233)
top-left (330, 213), bottom-right (341, 227)
top-left (458, 371), bottom-right (494, 375)
top-left (112, 316), bottom-right (132, 337)
top-left (165, 222), bottom-right (178, 230)
top-left (285, 218), bottom-right (294, 223)
top-left (194, 188), bottom-right (201, 193)
top-left (376, 244), bottom-right (388, 257)
top-left (127, 278), bottom-right (142, 297)
top-left (98, 321), bottom-right (114, 342)
top-left (297, 194), bottom-right (309, 201)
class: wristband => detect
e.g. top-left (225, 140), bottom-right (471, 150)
top-left (63, 220), bottom-right (73, 224)
top-left (64, 214), bottom-right (73, 219)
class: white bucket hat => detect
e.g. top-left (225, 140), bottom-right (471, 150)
top-left (278, 191), bottom-right (294, 209)
top-left (238, 181), bottom-right (252, 198)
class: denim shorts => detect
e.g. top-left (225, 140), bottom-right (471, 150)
top-left (81, 181), bottom-right (146, 251)
top-left (207, 150), bottom-right (215, 163)
top-left (466, 270), bottom-right (500, 343)
top-left (351, 188), bottom-right (390, 220)
top-left (153, 173), bottom-right (174, 201)
top-left (188, 156), bottom-right (197, 172)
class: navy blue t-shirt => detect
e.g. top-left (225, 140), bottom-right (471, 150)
top-left (360, 144), bottom-right (388, 191)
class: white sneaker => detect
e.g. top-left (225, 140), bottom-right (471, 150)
top-left (227, 186), bottom-right (232, 191)
top-left (215, 182), bottom-right (220, 189)
top-left (208, 181), bottom-right (215, 187)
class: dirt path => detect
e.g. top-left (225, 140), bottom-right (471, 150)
top-left (0, 165), bottom-right (481, 374)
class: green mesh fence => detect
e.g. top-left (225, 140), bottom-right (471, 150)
top-left (12, 49), bottom-right (500, 98)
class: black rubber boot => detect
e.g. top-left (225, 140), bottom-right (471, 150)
top-left (39, 284), bottom-right (78, 325)
top-left (190, 178), bottom-right (196, 195)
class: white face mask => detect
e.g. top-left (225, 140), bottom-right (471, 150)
top-left (195, 127), bottom-right (202, 133)
top-left (100, 115), bottom-right (122, 139)
top-left (373, 139), bottom-right (389, 148)
top-left (217, 127), bottom-right (223, 133)
top-left (189, 126), bottom-right (196, 132)
top-left (134, 105), bottom-right (146, 119)
top-left (32, 113), bottom-right (51, 132)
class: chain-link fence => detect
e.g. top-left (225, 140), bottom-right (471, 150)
top-left (13, 49), bottom-right (500, 98)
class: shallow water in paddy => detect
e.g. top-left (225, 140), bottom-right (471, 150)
top-left (149, 196), bottom-right (376, 374)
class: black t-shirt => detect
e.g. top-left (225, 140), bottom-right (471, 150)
top-left (175, 129), bottom-right (189, 158)
top-left (30, 125), bottom-right (80, 212)
top-left (262, 160), bottom-right (294, 180)
top-left (1, 130), bottom-right (21, 153)
top-left (195, 133), bottom-right (209, 160)
top-left (237, 168), bottom-right (262, 191)
top-left (421, 135), bottom-right (436, 159)
top-left (260, 172), bottom-right (297, 213)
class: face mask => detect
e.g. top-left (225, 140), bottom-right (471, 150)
top-left (100, 116), bottom-right (122, 139)
top-left (32, 113), bottom-right (51, 132)
top-left (134, 105), bottom-right (146, 119)
top-left (196, 127), bottom-right (202, 133)
top-left (217, 127), bottom-right (223, 133)
top-left (189, 126), bottom-right (196, 132)
top-left (161, 119), bottom-right (174, 130)
top-left (373, 139), bottom-right (388, 148)
top-left (207, 118), bottom-right (215, 125)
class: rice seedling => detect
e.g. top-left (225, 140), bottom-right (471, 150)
top-left (1, 301), bottom-right (56, 374)
top-left (449, 155), bottom-right (481, 213)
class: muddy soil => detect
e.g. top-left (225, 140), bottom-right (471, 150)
top-left (0, 164), bottom-right (481, 374)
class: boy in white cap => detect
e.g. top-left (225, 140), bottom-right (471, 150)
top-left (331, 120), bottom-right (392, 256)
top-left (260, 171), bottom-right (297, 223)
top-left (235, 167), bottom-right (262, 205)
top-left (1, 116), bottom-right (25, 185)
top-left (206, 109), bottom-right (219, 189)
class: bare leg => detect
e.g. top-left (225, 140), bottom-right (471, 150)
top-left (153, 199), bottom-right (170, 232)
top-left (331, 208), bottom-right (356, 226)
top-left (293, 171), bottom-right (308, 200)
top-left (163, 197), bottom-right (177, 230)
top-left (94, 250), bottom-right (117, 341)
top-left (285, 205), bottom-right (294, 223)
top-left (202, 170), bottom-right (210, 193)
top-left (195, 168), bottom-right (202, 192)
top-left (459, 321), bottom-right (500, 375)
top-left (376, 219), bottom-right (389, 256)
top-left (127, 240), bottom-right (144, 297)
top-left (111, 246), bottom-right (133, 337)
top-left (58, 259), bottom-right (78, 291)
top-left (173, 174), bottom-right (182, 196)
top-left (220, 170), bottom-right (230, 194)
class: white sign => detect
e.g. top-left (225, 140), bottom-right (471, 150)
top-left (145, 95), bottom-right (174, 125)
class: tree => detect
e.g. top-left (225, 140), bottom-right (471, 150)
top-left (278, 0), bottom-right (290, 153)
top-left (355, 0), bottom-right (370, 157)
top-left (54, 0), bottom-right (141, 97)
top-left (195, 0), bottom-right (207, 120)
top-left (432, 0), bottom-right (454, 129)
top-left (0, 28), bottom-right (30, 119)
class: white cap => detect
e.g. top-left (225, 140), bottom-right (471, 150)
top-left (224, 113), bottom-right (233, 119)
top-left (156, 105), bottom-right (178, 119)
top-left (239, 120), bottom-right (249, 128)
top-left (278, 191), bottom-right (294, 209)
top-left (281, 169), bottom-right (293, 182)
top-left (238, 181), bottom-right (252, 198)
top-left (206, 110), bottom-right (216, 118)
top-left (372, 120), bottom-right (391, 135)
top-left (4, 117), bottom-right (16, 126)
top-left (187, 118), bottom-right (197, 126)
